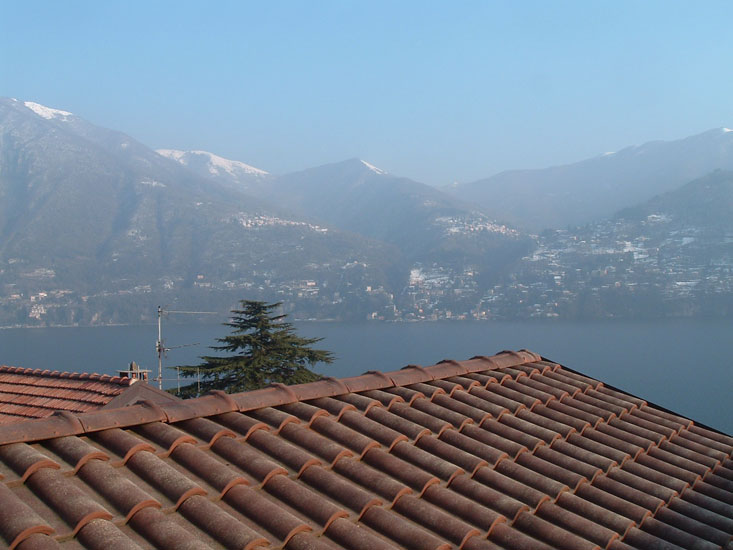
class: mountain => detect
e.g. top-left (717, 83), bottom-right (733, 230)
top-left (3, 98), bottom-right (731, 324)
top-left (616, 168), bottom-right (733, 229)
top-left (0, 99), bottom-right (535, 325)
top-left (156, 149), bottom-right (271, 193)
top-left (446, 128), bottom-right (733, 232)
top-left (155, 151), bottom-right (529, 271)
top-left (0, 98), bottom-right (401, 325)
top-left (251, 158), bottom-right (533, 278)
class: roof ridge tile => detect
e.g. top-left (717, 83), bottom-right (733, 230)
top-left (290, 377), bottom-right (349, 401)
top-left (76, 402), bottom-right (166, 433)
top-left (232, 385), bottom-right (298, 412)
top-left (426, 360), bottom-right (469, 379)
top-left (342, 371), bottom-right (393, 393)
top-left (205, 390), bottom-right (239, 412)
top-left (0, 411), bottom-right (85, 444)
top-left (389, 365), bottom-right (433, 387)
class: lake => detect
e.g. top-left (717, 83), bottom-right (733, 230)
top-left (1, 319), bottom-right (730, 434)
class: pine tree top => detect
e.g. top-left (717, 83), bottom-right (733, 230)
top-left (175, 300), bottom-right (333, 398)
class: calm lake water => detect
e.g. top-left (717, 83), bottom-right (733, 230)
top-left (1, 320), bottom-right (730, 434)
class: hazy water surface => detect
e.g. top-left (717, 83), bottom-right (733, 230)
top-left (1, 320), bottom-right (730, 434)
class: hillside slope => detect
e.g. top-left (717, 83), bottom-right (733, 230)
top-left (0, 98), bottom-right (400, 325)
top-left (447, 128), bottom-right (733, 231)
top-left (258, 159), bottom-right (534, 277)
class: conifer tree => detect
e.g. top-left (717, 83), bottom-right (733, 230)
top-left (176, 300), bottom-right (332, 397)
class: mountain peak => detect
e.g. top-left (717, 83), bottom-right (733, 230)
top-left (23, 101), bottom-right (73, 121)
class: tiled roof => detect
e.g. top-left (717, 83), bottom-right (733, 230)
top-left (0, 349), bottom-right (731, 550)
top-left (0, 366), bottom-right (139, 424)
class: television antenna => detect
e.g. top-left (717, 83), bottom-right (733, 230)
top-left (155, 305), bottom-right (218, 390)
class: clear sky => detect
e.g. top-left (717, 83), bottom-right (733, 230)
top-left (2, 1), bottom-right (732, 185)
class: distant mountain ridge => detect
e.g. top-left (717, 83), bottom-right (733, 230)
top-left (0, 98), bottom-right (402, 325)
top-left (254, 158), bottom-right (527, 258)
top-left (616, 168), bottom-right (733, 228)
top-left (446, 128), bottom-right (733, 232)
top-left (160, 149), bottom-right (533, 282)
top-left (0, 98), bottom-right (531, 325)
top-left (3, 96), bottom-right (733, 325)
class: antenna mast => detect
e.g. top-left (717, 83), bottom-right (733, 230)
top-left (155, 305), bottom-right (218, 391)
top-left (157, 305), bottom-right (164, 390)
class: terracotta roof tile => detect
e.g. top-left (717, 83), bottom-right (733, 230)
top-left (0, 366), bottom-right (171, 425)
top-left (0, 350), bottom-right (730, 549)
top-left (360, 504), bottom-right (451, 550)
top-left (480, 465), bottom-right (550, 508)
top-left (449, 387), bottom-right (510, 418)
top-left (667, 496), bottom-right (733, 533)
top-left (487, 521), bottom-right (556, 550)
top-left (458, 421), bottom-right (527, 460)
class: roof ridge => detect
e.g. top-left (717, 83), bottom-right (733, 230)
top-left (0, 349), bottom-right (542, 445)
top-left (0, 365), bottom-right (135, 386)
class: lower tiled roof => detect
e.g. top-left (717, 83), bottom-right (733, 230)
top-left (0, 349), bottom-right (730, 550)
top-left (0, 366), bottom-right (137, 424)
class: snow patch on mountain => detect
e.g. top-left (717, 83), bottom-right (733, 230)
top-left (157, 149), bottom-right (268, 176)
top-left (156, 149), bottom-right (187, 162)
top-left (195, 150), bottom-right (269, 176)
top-left (361, 160), bottom-right (385, 174)
top-left (24, 101), bottom-right (72, 120)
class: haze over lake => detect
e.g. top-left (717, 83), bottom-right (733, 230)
top-left (2, 320), bottom-right (730, 434)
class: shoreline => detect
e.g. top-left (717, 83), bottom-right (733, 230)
top-left (2, 314), bottom-right (731, 331)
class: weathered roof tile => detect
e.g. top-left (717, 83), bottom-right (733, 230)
top-left (0, 350), bottom-right (730, 549)
top-left (0, 366), bottom-right (146, 425)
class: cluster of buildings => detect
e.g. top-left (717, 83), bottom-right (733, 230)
top-left (235, 213), bottom-right (329, 233)
top-left (433, 214), bottom-right (519, 237)
top-left (387, 217), bottom-right (733, 321)
top-left (3, 213), bottom-right (732, 325)
top-left (483, 218), bottom-right (733, 319)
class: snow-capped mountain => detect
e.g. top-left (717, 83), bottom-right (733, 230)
top-left (0, 98), bottom-right (401, 325)
top-left (157, 149), bottom-right (270, 192)
top-left (22, 100), bottom-right (74, 120)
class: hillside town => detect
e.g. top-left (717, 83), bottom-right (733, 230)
top-left (4, 212), bottom-right (731, 326)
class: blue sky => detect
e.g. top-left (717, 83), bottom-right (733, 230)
top-left (2, 1), bottom-right (732, 185)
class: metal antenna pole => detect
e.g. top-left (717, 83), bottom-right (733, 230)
top-left (153, 306), bottom-right (217, 392)
top-left (156, 305), bottom-right (163, 390)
